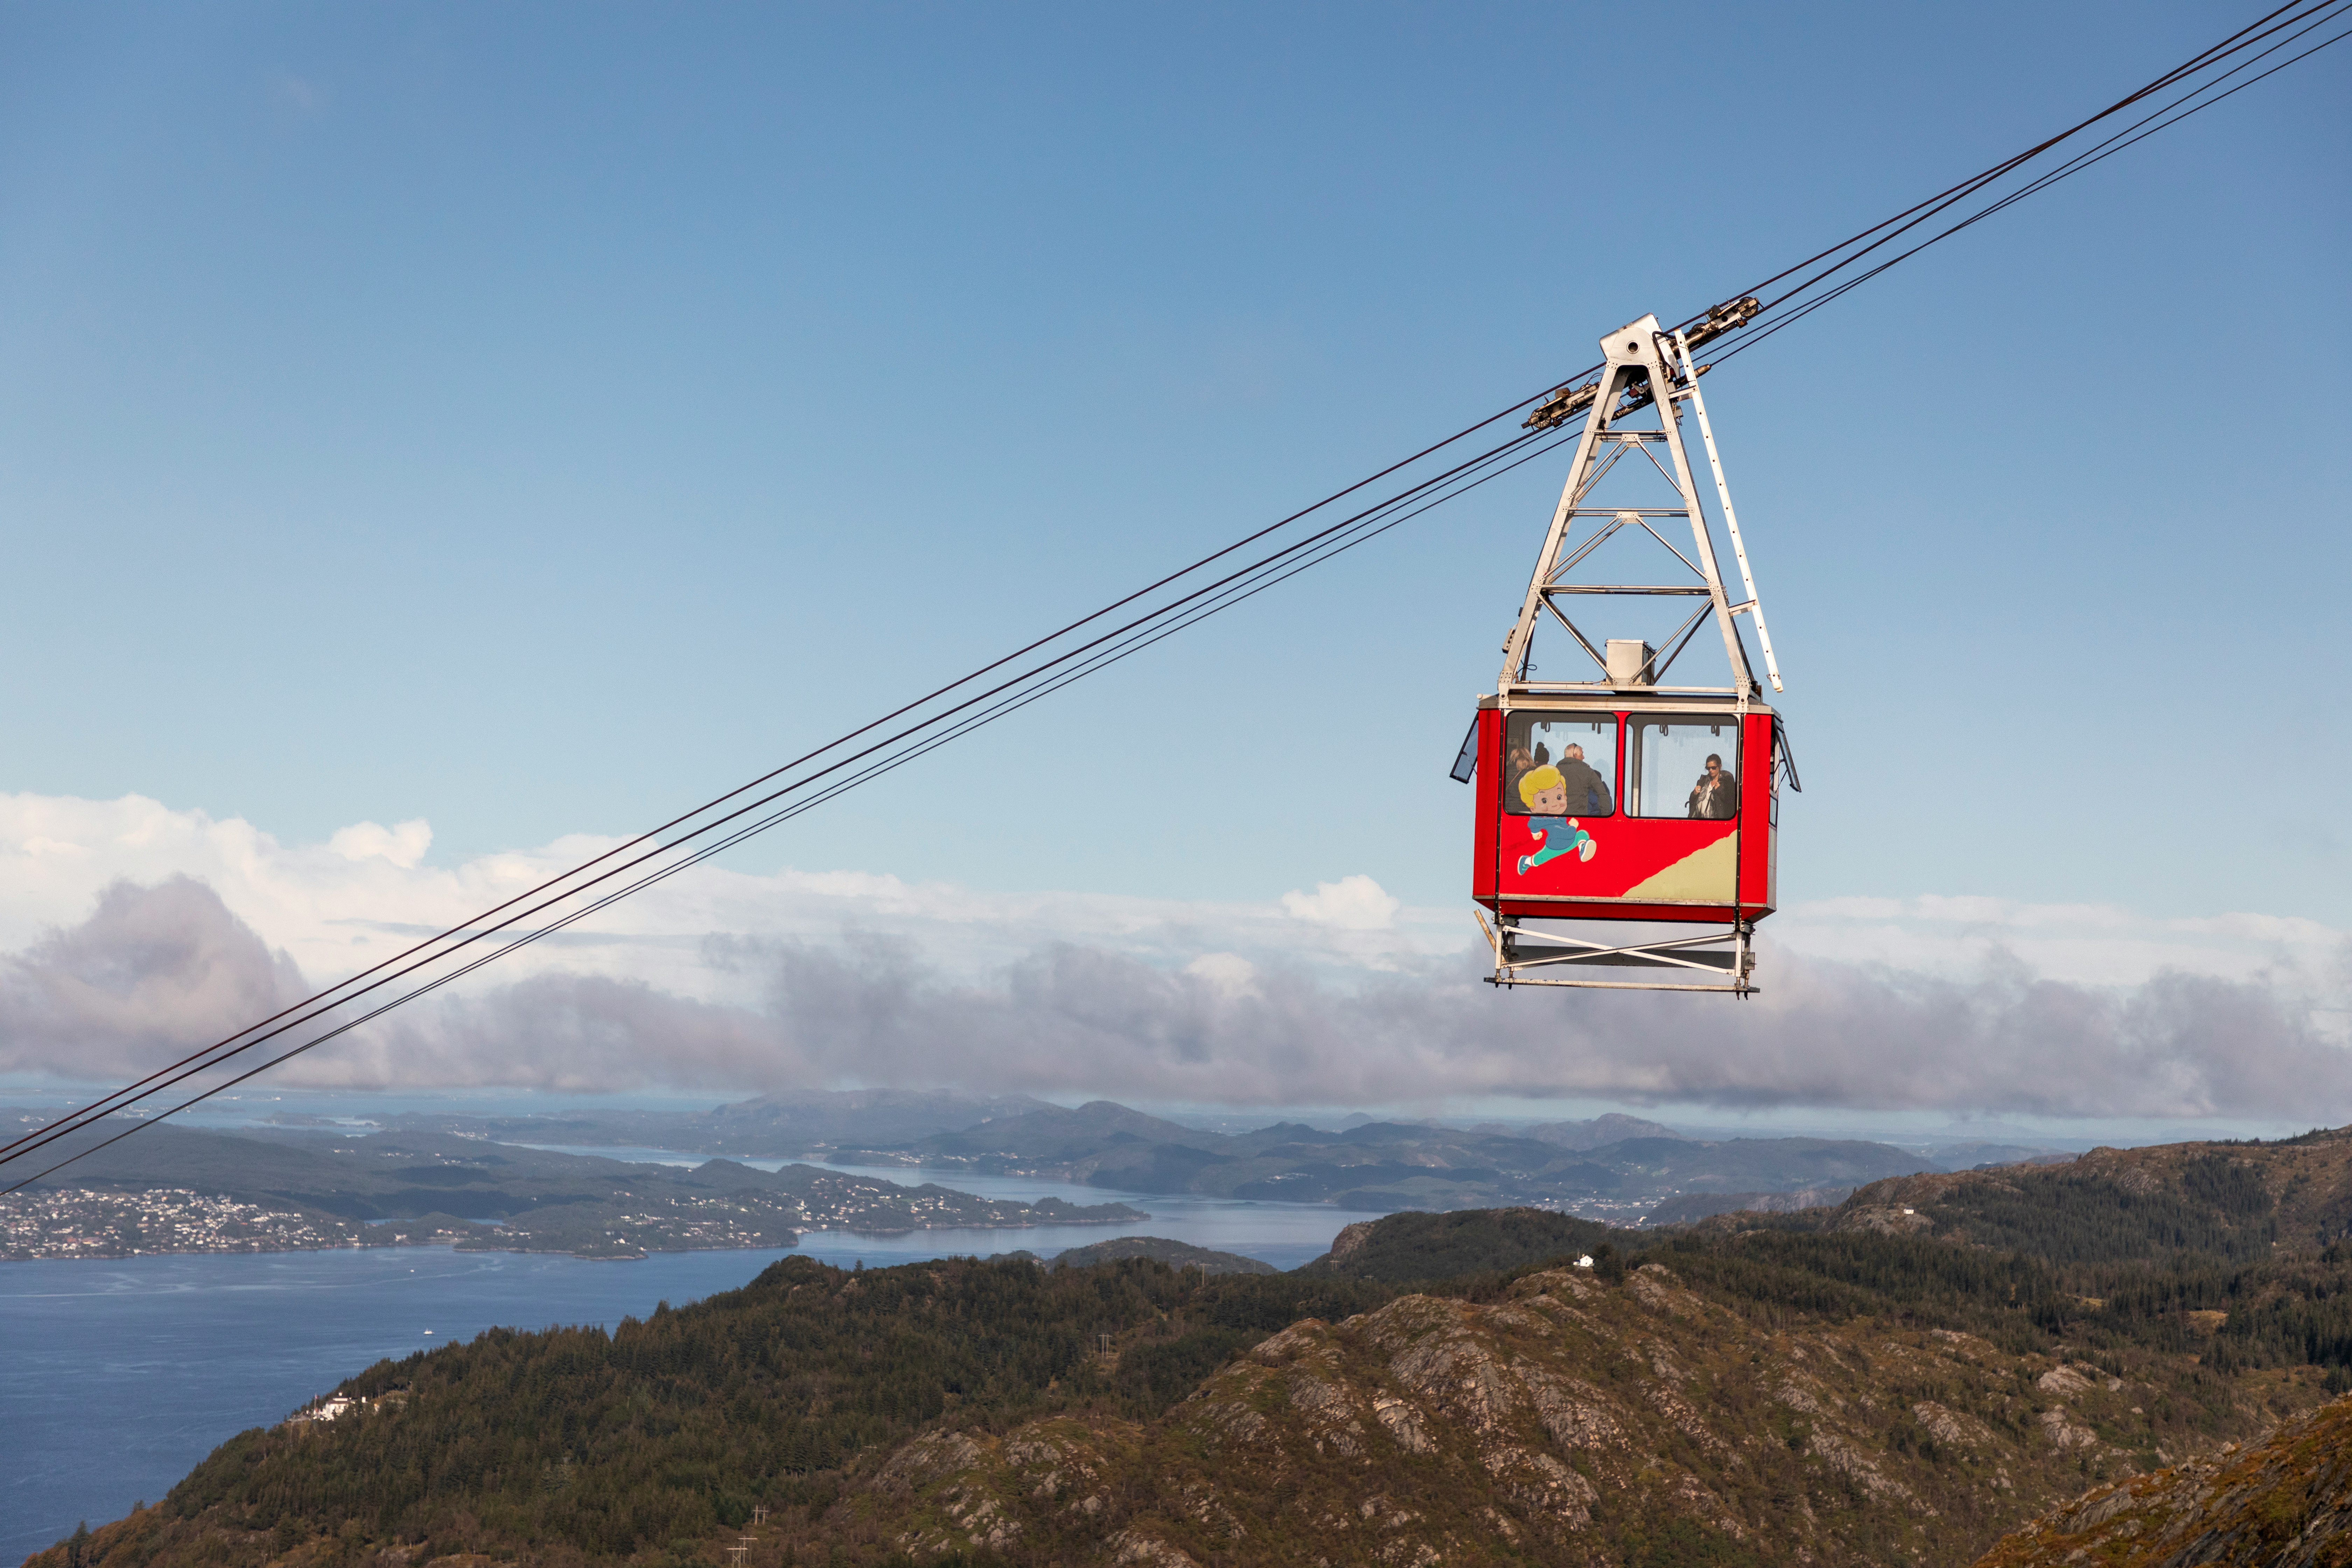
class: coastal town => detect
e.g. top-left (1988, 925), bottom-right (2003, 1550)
top-left (0, 1146), bottom-right (1147, 1261)
top-left (0, 1187), bottom-right (364, 1261)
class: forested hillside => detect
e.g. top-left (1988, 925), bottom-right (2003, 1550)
top-left (1829, 1132), bottom-right (2352, 1384)
top-left (29, 1258), bottom-right (1399, 1568)
top-left (29, 1128), bottom-right (2352, 1568)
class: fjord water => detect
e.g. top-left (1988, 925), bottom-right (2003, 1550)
top-left (0, 1168), bottom-right (1352, 1557)
top-left (518, 1148), bottom-right (1365, 1267)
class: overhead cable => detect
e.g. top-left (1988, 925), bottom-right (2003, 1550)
top-left (1681, 0), bottom-right (2350, 364)
top-left (8, 0), bottom-right (2346, 1188)
top-left (0, 419), bottom-right (1571, 1188)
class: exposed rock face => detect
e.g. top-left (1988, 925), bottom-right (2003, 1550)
top-left (853, 1262), bottom-right (2214, 1566)
top-left (1325, 1220), bottom-right (1378, 1264)
top-left (1974, 1393), bottom-right (2352, 1567)
top-left (875, 1417), bottom-right (1128, 1556)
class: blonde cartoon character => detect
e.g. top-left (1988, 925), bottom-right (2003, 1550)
top-left (1516, 764), bottom-right (1597, 874)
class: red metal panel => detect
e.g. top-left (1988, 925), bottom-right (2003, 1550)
top-left (1738, 712), bottom-right (1776, 915)
top-left (1470, 708), bottom-right (1501, 901)
top-left (1476, 707), bottom-right (1782, 925)
top-left (1611, 708), bottom-right (1630, 813)
top-left (1495, 811), bottom-right (1737, 903)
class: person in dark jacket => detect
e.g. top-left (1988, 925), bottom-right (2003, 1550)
top-left (1687, 753), bottom-right (1737, 819)
top-left (1555, 743), bottom-right (1613, 817)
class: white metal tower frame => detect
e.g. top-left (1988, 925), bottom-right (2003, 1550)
top-left (1497, 308), bottom-right (1779, 701)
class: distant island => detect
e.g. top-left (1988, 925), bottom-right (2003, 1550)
top-left (1, 1087), bottom-right (2081, 1264)
top-left (0, 1114), bottom-right (1143, 1262)
top-left (373, 1088), bottom-right (2073, 1220)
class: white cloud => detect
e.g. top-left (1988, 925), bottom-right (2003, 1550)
top-left (0, 876), bottom-right (307, 1081)
top-left (1281, 874), bottom-right (1402, 931)
top-left (1769, 893), bottom-right (2351, 993)
top-left (328, 818), bottom-right (433, 869)
top-left (1183, 952), bottom-right (1261, 998)
top-left (0, 794), bottom-right (1467, 1007)
top-left (0, 791), bottom-right (2347, 1118)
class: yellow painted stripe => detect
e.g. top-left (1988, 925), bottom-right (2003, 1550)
top-left (1622, 834), bottom-right (1738, 903)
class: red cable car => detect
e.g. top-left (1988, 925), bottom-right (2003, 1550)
top-left (1454, 304), bottom-right (1799, 994)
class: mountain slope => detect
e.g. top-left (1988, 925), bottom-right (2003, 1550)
top-left (856, 1260), bottom-right (2198, 1566)
top-left (35, 1127), bottom-right (2352, 1568)
top-left (377, 1089), bottom-right (1054, 1154)
top-left (20, 1256), bottom-right (1399, 1568)
top-left (1045, 1236), bottom-right (1276, 1275)
top-left (881, 1108), bottom-right (1936, 1213)
top-left (1296, 1206), bottom-right (1624, 1281)
top-left (1513, 1112), bottom-right (1685, 1149)
top-left (28, 1231), bottom-right (2332, 1568)
top-left (321, 1098), bottom-right (1953, 1214)
top-left (1837, 1132), bottom-right (2352, 1262)
top-left (1972, 1392), bottom-right (2352, 1567)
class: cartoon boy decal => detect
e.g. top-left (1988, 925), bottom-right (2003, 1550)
top-left (1516, 764), bottom-right (1597, 874)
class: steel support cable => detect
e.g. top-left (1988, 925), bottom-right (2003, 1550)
top-left (1704, 1), bottom-right (2352, 370)
top-left (1662, 0), bottom-right (2343, 345)
top-left (1907, 5), bottom-right (2352, 243)
top-left (132, 8), bottom-right (2352, 1147)
top-left (1672, 0), bottom-right (2317, 330)
top-left (0, 419), bottom-right (1564, 1179)
top-left (1534, 1), bottom-right (2332, 411)
top-left (15, 3), bottom-right (2343, 1179)
top-left (0, 380), bottom-right (1599, 1171)
top-left (0, 382), bottom-right (1591, 1170)
top-left (3, 428), bottom-right (1589, 1194)
top-left (0, 422), bottom-right (1590, 1195)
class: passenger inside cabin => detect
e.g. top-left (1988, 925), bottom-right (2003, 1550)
top-left (1504, 738), bottom-right (1545, 808)
top-left (1687, 753), bottom-right (1737, 819)
top-left (1555, 743), bottom-right (1613, 817)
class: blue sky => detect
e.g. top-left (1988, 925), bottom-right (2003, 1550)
top-left (3, 4), bottom-right (2348, 1126)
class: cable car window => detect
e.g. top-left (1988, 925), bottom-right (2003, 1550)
top-left (1502, 713), bottom-right (1616, 818)
top-left (1628, 719), bottom-right (1739, 819)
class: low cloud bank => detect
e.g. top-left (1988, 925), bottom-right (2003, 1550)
top-left (0, 877), bottom-right (307, 1081)
top-left (742, 940), bottom-right (2352, 1119)
top-left (4, 878), bottom-right (2347, 1120)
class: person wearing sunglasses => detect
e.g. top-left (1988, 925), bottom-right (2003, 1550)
top-left (1686, 753), bottom-right (1737, 820)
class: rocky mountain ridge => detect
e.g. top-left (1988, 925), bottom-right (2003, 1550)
top-left (30, 1126), bottom-right (2352, 1568)
top-left (1974, 1391), bottom-right (2352, 1567)
top-left (27, 1232), bottom-right (2337, 1568)
top-left (852, 1259), bottom-right (2285, 1567)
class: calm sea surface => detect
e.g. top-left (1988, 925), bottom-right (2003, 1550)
top-left (0, 1159), bottom-right (1353, 1559)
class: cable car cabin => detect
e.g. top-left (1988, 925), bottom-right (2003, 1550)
top-left (1471, 699), bottom-right (1779, 922)
top-left (1461, 304), bottom-right (1796, 993)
